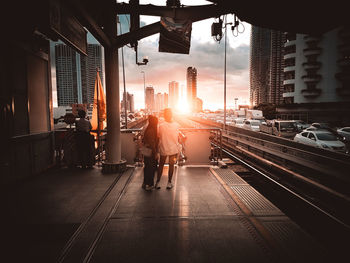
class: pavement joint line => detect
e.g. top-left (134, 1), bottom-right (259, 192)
top-left (56, 170), bottom-right (125, 263)
top-left (82, 167), bottom-right (136, 263)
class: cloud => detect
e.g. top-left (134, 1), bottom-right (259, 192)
top-left (118, 15), bottom-right (251, 110)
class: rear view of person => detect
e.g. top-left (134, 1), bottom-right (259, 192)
top-left (142, 115), bottom-right (159, 191)
top-left (156, 108), bottom-right (180, 190)
top-left (76, 110), bottom-right (93, 168)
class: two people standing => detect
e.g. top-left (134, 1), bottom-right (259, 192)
top-left (142, 108), bottom-right (180, 191)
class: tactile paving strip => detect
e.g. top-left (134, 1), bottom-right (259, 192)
top-left (212, 168), bottom-right (248, 185)
top-left (230, 185), bottom-right (284, 216)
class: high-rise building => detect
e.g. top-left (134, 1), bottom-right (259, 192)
top-left (80, 44), bottom-right (104, 106)
top-left (55, 43), bottom-right (104, 107)
top-left (187, 67), bottom-right (197, 111)
top-left (195, 97), bottom-right (203, 112)
top-left (121, 92), bottom-right (135, 113)
top-left (269, 31), bottom-right (286, 105)
top-left (55, 44), bottom-right (79, 106)
top-left (163, 93), bottom-right (169, 109)
top-left (145, 86), bottom-right (155, 112)
top-left (168, 81), bottom-right (179, 109)
top-left (277, 27), bottom-right (350, 124)
top-left (155, 92), bottom-right (163, 112)
top-left (250, 26), bottom-right (285, 106)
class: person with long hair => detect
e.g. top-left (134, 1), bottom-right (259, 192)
top-left (156, 108), bottom-right (179, 190)
top-left (142, 115), bottom-right (159, 191)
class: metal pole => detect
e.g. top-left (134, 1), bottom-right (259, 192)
top-left (224, 16), bottom-right (227, 132)
top-left (121, 42), bottom-right (127, 129)
top-left (118, 19), bottom-right (128, 129)
top-left (96, 68), bottom-right (101, 164)
top-left (141, 71), bottom-right (145, 113)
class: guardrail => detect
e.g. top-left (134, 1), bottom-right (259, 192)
top-left (190, 117), bottom-right (350, 184)
top-left (6, 131), bottom-right (55, 183)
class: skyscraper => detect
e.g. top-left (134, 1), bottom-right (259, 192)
top-left (55, 43), bottom-right (104, 107)
top-left (269, 31), bottom-right (286, 105)
top-left (169, 81), bottom-right (179, 109)
top-left (187, 67), bottom-right (197, 111)
top-left (121, 92), bottom-right (135, 113)
top-left (155, 92), bottom-right (163, 112)
top-left (277, 27), bottom-right (350, 124)
top-left (163, 93), bottom-right (169, 109)
top-left (145, 86), bottom-right (155, 112)
top-left (55, 44), bottom-right (79, 106)
top-left (80, 44), bottom-right (104, 105)
top-left (250, 26), bottom-right (285, 107)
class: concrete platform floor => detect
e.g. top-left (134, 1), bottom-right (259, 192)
top-left (1, 165), bottom-right (332, 263)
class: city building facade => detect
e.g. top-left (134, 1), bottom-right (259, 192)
top-left (145, 86), bottom-right (155, 112)
top-left (186, 67), bottom-right (197, 111)
top-left (277, 27), bottom-right (350, 124)
top-left (250, 26), bottom-right (285, 107)
top-left (169, 81), bottom-right (179, 110)
top-left (55, 43), bottom-right (104, 108)
top-left (121, 92), bottom-right (135, 113)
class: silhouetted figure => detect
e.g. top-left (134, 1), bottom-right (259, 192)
top-left (156, 108), bottom-right (180, 190)
top-left (142, 115), bottom-right (159, 191)
top-left (76, 110), bottom-right (93, 168)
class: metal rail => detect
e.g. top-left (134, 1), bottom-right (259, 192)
top-left (219, 144), bottom-right (350, 230)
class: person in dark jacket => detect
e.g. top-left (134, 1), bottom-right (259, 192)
top-left (76, 110), bottom-right (93, 168)
top-left (142, 115), bottom-right (159, 191)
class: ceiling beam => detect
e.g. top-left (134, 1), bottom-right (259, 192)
top-left (71, 0), bottom-right (112, 47)
top-left (115, 3), bottom-right (229, 20)
top-left (114, 3), bottom-right (231, 48)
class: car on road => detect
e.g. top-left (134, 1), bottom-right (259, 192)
top-left (260, 120), bottom-right (298, 138)
top-left (243, 119), bottom-right (261, 132)
top-left (293, 130), bottom-right (346, 153)
top-left (337, 127), bottom-right (350, 141)
top-left (293, 120), bottom-right (310, 131)
top-left (305, 122), bottom-right (333, 131)
top-left (232, 118), bottom-right (246, 128)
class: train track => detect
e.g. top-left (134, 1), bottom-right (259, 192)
top-left (179, 116), bottom-right (350, 253)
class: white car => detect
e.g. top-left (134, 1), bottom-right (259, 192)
top-left (232, 118), bottom-right (246, 128)
top-left (294, 130), bottom-right (346, 153)
top-left (243, 120), bottom-right (261, 132)
top-left (337, 127), bottom-right (350, 141)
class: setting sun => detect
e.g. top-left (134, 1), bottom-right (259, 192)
top-left (176, 99), bottom-right (190, 114)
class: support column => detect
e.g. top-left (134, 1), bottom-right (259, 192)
top-left (102, 12), bottom-right (126, 173)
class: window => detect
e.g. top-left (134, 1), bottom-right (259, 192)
top-left (308, 133), bottom-right (316, 141)
top-left (316, 133), bottom-right (338, 141)
top-left (301, 132), bottom-right (309, 137)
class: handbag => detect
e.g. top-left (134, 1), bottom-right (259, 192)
top-left (140, 145), bottom-right (152, 157)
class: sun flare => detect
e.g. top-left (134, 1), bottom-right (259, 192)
top-left (176, 99), bottom-right (190, 114)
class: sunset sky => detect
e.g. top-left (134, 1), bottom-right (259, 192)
top-left (52, 0), bottom-right (252, 111)
top-left (119, 0), bottom-right (251, 110)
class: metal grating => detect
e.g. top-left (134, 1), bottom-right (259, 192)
top-left (230, 185), bottom-right (284, 216)
top-left (213, 168), bottom-right (248, 185)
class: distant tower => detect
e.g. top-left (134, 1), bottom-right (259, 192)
top-left (187, 67), bottom-right (197, 111)
top-left (250, 26), bottom-right (285, 107)
top-left (169, 81), bottom-right (179, 109)
top-left (145, 86), bottom-right (155, 112)
top-left (55, 44), bottom-right (79, 106)
top-left (121, 92), bottom-right (135, 113)
top-left (80, 44), bottom-right (104, 106)
top-left (163, 92), bottom-right (169, 108)
top-left (250, 26), bottom-right (271, 107)
top-left (55, 43), bottom-right (104, 107)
